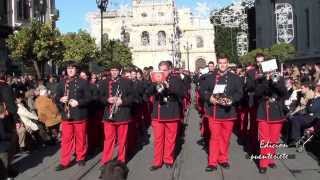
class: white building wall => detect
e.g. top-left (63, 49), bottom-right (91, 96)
top-left (87, 0), bottom-right (216, 72)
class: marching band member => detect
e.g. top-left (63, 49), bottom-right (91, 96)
top-left (200, 54), bottom-right (243, 172)
top-left (55, 61), bottom-right (90, 171)
top-left (147, 61), bottom-right (185, 171)
top-left (253, 59), bottom-right (287, 174)
top-left (244, 53), bottom-right (266, 154)
top-left (99, 64), bottom-right (134, 165)
top-left (87, 72), bottom-right (103, 154)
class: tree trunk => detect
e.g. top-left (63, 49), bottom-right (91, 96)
top-left (33, 60), bottom-right (41, 79)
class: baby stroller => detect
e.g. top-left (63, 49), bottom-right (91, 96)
top-left (296, 120), bottom-right (320, 153)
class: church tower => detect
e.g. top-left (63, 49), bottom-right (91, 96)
top-left (130, 0), bottom-right (178, 68)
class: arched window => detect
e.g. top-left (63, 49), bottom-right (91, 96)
top-left (141, 31), bottom-right (150, 46)
top-left (157, 31), bottom-right (166, 46)
top-left (196, 36), bottom-right (204, 48)
top-left (141, 12), bottom-right (147, 17)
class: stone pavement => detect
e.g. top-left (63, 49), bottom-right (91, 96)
top-left (13, 93), bottom-right (320, 180)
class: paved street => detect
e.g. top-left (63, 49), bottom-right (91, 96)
top-left (13, 93), bottom-right (320, 180)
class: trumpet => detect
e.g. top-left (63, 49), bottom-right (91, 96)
top-left (64, 80), bottom-right (71, 119)
top-left (270, 71), bottom-right (281, 83)
top-left (108, 83), bottom-right (122, 120)
top-left (156, 83), bottom-right (165, 93)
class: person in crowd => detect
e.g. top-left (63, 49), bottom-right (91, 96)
top-left (146, 61), bottom-right (185, 171)
top-left (200, 54), bottom-right (243, 172)
top-left (98, 64), bottom-right (134, 166)
top-left (87, 72), bottom-right (103, 154)
top-left (55, 61), bottom-right (90, 171)
top-left (80, 70), bottom-right (89, 81)
top-left (34, 87), bottom-right (61, 143)
top-left (253, 58), bottom-right (287, 174)
top-left (25, 89), bottom-right (37, 114)
top-left (46, 76), bottom-right (58, 98)
top-left (0, 70), bottom-right (19, 180)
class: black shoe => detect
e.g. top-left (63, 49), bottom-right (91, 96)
top-left (259, 167), bottom-right (267, 174)
top-left (7, 167), bottom-right (18, 177)
top-left (149, 165), bottom-right (162, 171)
top-left (269, 163), bottom-right (277, 169)
top-left (55, 164), bottom-right (69, 171)
top-left (19, 147), bottom-right (30, 154)
top-left (197, 138), bottom-right (206, 146)
top-left (78, 160), bottom-right (86, 167)
top-left (205, 165), bottom-right (217, 172)
top-left (219, 162), bottom-right (230, 169)
top-left (165, 163), bottom-right (173, 169)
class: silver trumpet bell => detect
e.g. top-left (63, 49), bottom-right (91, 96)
top-left (156, 83), bottom-right (165, 93)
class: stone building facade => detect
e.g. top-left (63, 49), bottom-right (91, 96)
top-left (87, 0), bottom-right (216, 72)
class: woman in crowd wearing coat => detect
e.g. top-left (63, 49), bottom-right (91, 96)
top-left (34, 87), bottom-right (61, 142)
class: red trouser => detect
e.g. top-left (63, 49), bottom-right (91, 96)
top-left (152, 120), bottom-right (179, 166)
top-left (258, 121), bottom-right (283, 168)
top-left (208, 119), bottom-right (234, 166)
top-left (101, 121), bottom-right (129, 164)
top-left (60, 120), bottom-right (87, 166)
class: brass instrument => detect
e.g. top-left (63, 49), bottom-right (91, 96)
top-left (156, 82), bottom-right (169, 104)
top-left (108, 81), bottom-right (122, 120)
top-left (64, 79), bottom-right (71, 119)
top-left (156, 83), bottom-right (165, 93)
top-left (212, 70), bottom-right (232, 106)
top-left (212, 93), bottom-right (233, 106)
top-left (270, 71), bottom-right (281, 83)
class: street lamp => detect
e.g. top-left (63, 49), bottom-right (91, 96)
top-left (96, 0), bottom-right (109, 49)
top-left (184, 41), bottom-right (192, 71)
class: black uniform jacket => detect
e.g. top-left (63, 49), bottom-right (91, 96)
top-left (98, 77), bottom-right (134, 123)
top-left (55, 77), bottom-right (90, 121)
top-left (146, 74), bottom-right (185, 121)
top-left (132, 79), bottom-right (145, 105)
top-left (254, 75), bottom-right (287, 122)
top-left (0, 81), bottom-right (19, 137)
top-left (200, 70), bottom-right (243, 121)
top-left (245, 67), bottom-right (258, 108)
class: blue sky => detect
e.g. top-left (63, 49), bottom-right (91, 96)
top-left (56, 0), bottom-right (233, 33)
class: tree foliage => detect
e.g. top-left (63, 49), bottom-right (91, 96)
top-left (214, 26), bottom-right (239, 63)
top-left (239, 43), bottom-right (296, 65)
top-left (98, 40), bottom-right (133, 68)
top-left (61, 30), bottom-right (99, 64)
top-left (269, 43), bottom-right (296, 62)
top-left (6, 21), bottom-right (65, 78)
